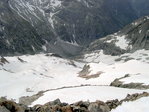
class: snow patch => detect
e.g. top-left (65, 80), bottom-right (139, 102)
top-left (83, 50), bottom-right (118, 64)
top-left (111, 96), bottom-right (149, 112)
top-left (146, 16), bottom-right (149, 20)
top-left (115, 35), bottom-right (129, 50)
top-left (31, 86), bottom-right (145, 105)
top-left (42, 45), bottom-right (47, 51)
top-left (132, 21), bottom-right (139, 26)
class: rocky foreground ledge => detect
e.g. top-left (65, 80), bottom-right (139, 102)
top-left (0, 92), bottom-right (149, 112)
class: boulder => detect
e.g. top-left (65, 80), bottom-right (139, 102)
top-left (88, 100), bottom-right (110, 112)
top-left (0, 106), bottom-right (10, 112)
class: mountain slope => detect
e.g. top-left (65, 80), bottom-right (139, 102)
top-left (1, 0), bottom-right (149, 56)
top-left (85, 16), bottom-right (149, 56)
top-left (0, 0), bottom-right (45, 55)
top-left (1, 50), bottom-right (149, 104)
top-left (8, 0), bottom-right (137, 45)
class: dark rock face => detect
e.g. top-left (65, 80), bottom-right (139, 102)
top-left (85, 16), bottom-right (149, 56)
top-left (0, 0), bottom-right (149, 56)
top-left (119, 16), bottom-right (149, 51)
top-left (0, 0), bottom-right (46, 56)
top-left (0, 56), bottom-right (9, 65)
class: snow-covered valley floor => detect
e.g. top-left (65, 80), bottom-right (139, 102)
top-left (31, 86), bottom-right (148, 106)
top-left (0, 49), bottom-right (149, 111)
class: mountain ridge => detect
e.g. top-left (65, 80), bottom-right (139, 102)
top-left (84, 16), bottom-right (149, 56)
top-left (1, 0), bottom-right (149, 56)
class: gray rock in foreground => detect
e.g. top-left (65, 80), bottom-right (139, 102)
top-left (1, 92), bottom-right (149, 112)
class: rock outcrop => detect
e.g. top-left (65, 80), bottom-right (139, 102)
top-left (1, 92), bottom-right (149, 112)
top-left (110, 74), bottom-right (149, 89)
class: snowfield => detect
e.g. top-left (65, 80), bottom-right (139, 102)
top-left (83, 49), bottom-right (149, 64)
top-left (0, 49), bottom-right (149, 111)
top-left (0, 54), bottom-right (83, 101)
top-left (111, 96), bottom-right (149, 112)
top-left (31, 86), bottom-right (147, 106)
top-left (115, 35), bottom-right (130, 50)
top-left (86, 59), bottom-right (149, 85)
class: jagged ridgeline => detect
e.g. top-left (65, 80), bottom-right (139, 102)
top-left (0, 0), bottom-right (149, 56)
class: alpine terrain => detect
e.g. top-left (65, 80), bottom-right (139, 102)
top-left (1, 0), bottom-right (149, 56)
top-left (0, 0), bottom-right (149, 112)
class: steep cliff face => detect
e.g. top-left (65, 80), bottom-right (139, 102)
top-left (86, 16), bottom-right (149, 56)
top-left (0, 0), bottom-right (45, 55)
top-left (0, 0), bottom-right (149, 56)
top-left (8, 0), bottom-right (138, 45)
top-left (118, 16), bottom-right (149, 51)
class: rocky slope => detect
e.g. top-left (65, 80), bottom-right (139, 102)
top-left (0, 0), bottom-right (45, 55)
top-left (0, 0), bottom-right (149, 56)
top-left (0, 1), bottom-right (149, 111)
top-left (0, 92), bottom-right (149, 112)
top-left (85, 16), bottom-right (149, 56)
